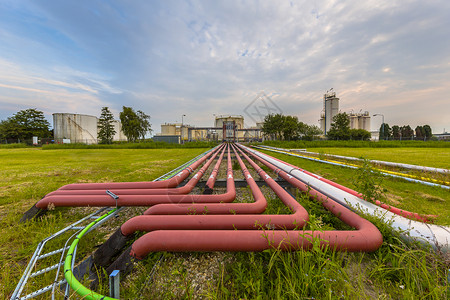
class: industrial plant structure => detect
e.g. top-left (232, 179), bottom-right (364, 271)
top-left (319, 90), bottom-right (340, 135)
top-left (154, 115), bottom-right (262, 143)
top-left (53, 113), bottom-right (127, 144)
top-left (319, 90), bottom-right (371, 134)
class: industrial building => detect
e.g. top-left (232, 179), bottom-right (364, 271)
top-left (53, 113), bottom-right (127, 144)
top-left (319, 90), bottom-right (371, 134)
top-left (319, 90), bottom-right (340, 135)
top-left (154, 115), bottom-right (262, 143)
top-left (348, 111), bottom-right (371, 131)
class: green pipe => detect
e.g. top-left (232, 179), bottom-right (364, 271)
top-left (64, 208), bottom-right (118, 300)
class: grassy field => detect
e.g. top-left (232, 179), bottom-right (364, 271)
top-left (1, 146), bottom-right (449, 299)
top-left (257, 149), bottom-right (450, 225)
top-left (0, 147), bottom-right (206, 298)
top-left (305, 147), bottom-right (450, 169)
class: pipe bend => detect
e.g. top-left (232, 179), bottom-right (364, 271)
top-left (57, 144), bottom-right (222, 191)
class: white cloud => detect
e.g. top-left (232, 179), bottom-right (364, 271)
top-left (0, 0), bottom-right (449, 132)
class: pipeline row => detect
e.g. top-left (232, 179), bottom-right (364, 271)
top-left (30, 143), bottom-right (383, 255)
top-left (253, 146), bottom-right (441, 222)
top-left (20, 142), bottom-right (450, 298)
top-left (254, 145), bottom-right (450, 189)
top-left (244, 144), bottom-right (450, 253)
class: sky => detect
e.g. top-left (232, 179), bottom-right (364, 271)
top-left (1, 0), bottom-right (449, 134)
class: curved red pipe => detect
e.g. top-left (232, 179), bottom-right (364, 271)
top-left (144, 143), bottom-right (267, 215)
top-left (203, 144), bottom-right (225, 193)
top-left (45, 145), bottom-right (225, 196)
top-left (121, 146), bottom-right (308, 235)
top-left (57, 144), bottom-right (222, 190)
top-left (129, 145), bottom-right (382, 259)
top-left (35, 145), bottom-right (236, 208)
top-left (130, 177), bottom-right (382, 258)
top-left (247, 144), bottom-right (437, 223)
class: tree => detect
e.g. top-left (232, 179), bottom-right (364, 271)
top-left (327, 112), bottom-right (350, 140)
top-left (262, 113), bottom-right (322, 141)
top-left (298, 122), bottom-right (322, 141)
top-left (97, 107), bottom-right (116, 144)
top-left (0, 108), bottom-right (51, 140)
top-left (415, 125), bottom-right (424, 140)
top-left (304, 125), bottom-right (322, 141)
top-left (136, 110), bottom-right (152, 140)
top-left (423, 125), bottom-right (432, 140)
top-left (282, 115), bottom-right (299, 140)
top-left (400, 125), bottom-right (414, 139)
top-left (350, 128), bottom-right (371, 141)
top-left (262, 114), bottom-right (284, 140)
top-left (119, 106), bottom-right (152, 142)
top-left (379, 123), bottom-right (392, 140)
top-left (392, 125), bottom-right (400, 140)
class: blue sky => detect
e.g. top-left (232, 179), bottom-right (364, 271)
top-left (1, 0), bottom-right (449, 134)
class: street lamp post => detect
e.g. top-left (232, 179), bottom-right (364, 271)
top-left (181, 114), bottom-right (186, 144)
top-left (373, 114), bottom-right (385, 140)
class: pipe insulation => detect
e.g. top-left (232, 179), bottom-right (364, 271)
top-left (239, 144), bottom-right (450, 253)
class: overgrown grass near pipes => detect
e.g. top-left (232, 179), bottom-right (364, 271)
top-left (1, 146), bottom-right (449, 299)
top-left (0, 147), bottom-right (205, 299)
top-left (257, 149), bottom-right (450, 225)
top-left (205, 193), bottom-right (449, 299)
top-left (307, 146), bottom-right (450, 169)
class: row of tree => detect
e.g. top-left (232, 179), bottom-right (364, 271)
top-left (379, 123), bottom-right (432, 140)
top-left (0, 107), bottom-right (152, 143)
top-left (326, 112), bottom-right (372, 141)
top-left (262, 114), bottom-right (322, 140)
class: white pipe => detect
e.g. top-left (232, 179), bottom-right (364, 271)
top-left (240, 144), bottom-right (450, 253)
top-left (254, 146), bottom-right (450, 190)
top-left (259, 145), bottom-right (449, 174)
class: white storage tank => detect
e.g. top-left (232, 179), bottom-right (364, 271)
top-left (112, 120), bottom-right (127, 142)
top-left (53, 113), bottom-right (127, 144)
top-left (358, 112), bottom-right (371, 131)
top-left (53, 113), bottom-right (98, 144)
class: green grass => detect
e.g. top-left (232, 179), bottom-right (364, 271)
top-left (1, 146), bottom-right (449, 299)
top-left (42, 140), bottom-right (219, 149)
top-left (257, 149), bottom-right (450, 225)
top-left (0, 143), bottom-right (31, 149)
top-left (0, 147), bottom-right (206, 299)
top-left (308, 147), bottom-right (450, 169)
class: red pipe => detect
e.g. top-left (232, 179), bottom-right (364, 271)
top-left (144, 143), bottom-right (267, 215)
top-left (45, 145), bottom-right (225, 196)
top-left (35, 145), bottom-right (236, 208)
top-left (130, 175), bottom-right (382, 258)
top-left (203, 144), bottom-right (225, 193)
top-left (57, 144), bottom-right (222, 190)
top-left (128, 145), bottom-right (382, 259)
top-left (248, 144), bottom-right (437, 223)
top-left (120, 146), bottom-right (308, 235)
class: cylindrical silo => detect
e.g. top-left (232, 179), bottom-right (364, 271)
top-left (53, 113), bottom-right (98, 144)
